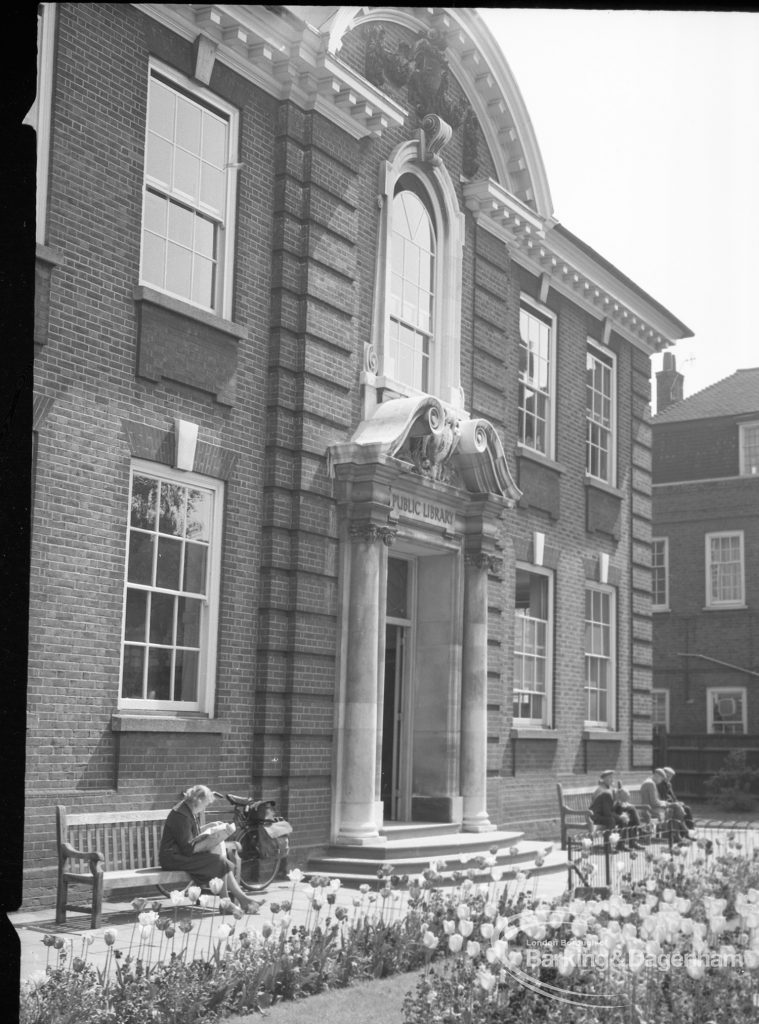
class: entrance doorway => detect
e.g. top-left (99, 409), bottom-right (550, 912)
top-left (381, 557), bottom-right (413, 821)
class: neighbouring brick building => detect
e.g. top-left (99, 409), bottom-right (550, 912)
top-left (651, 358), bottom-right (759, 742)
top-left (25, 4), bottom-right (691, 908)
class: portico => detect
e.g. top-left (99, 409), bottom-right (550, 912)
top-left (327, 396), bottom-right (521, 845)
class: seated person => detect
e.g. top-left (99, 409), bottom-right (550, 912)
top-left (589, 770), bottom-right (642, 850)
top-left (159, 784), bottom-right (256, 910)
top-left (640, 769), bottom-right (688, 840)
top-left (612, 779), bottom-right (642, 838)
top-left (659, 766), bottom-right (695, 830)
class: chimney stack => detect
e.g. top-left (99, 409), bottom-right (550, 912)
top-left (656, 352), bottom-right (684, 414)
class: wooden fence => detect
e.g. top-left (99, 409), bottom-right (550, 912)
top-left (652, 730), bottom-right (759, 798)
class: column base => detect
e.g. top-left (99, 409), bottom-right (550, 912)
top-left (462, 811), bottom-right (496, 833)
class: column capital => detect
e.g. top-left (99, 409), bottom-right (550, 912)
top-left (349, 521), bottom-right (397, 546)
top-left (464, 551), bottom-right (502, 575)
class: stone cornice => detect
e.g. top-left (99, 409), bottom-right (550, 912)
top-left (133, 4), bottom-right (407, 138)
top-left (463, 177), bottom-right (690, 353)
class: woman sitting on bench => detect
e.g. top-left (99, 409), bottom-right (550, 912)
top-left (159, 784), bottom-right (257, 911)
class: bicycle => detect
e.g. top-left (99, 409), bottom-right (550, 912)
top-left (216, 791), bottom-right (289, 892)
top-left (156, 792), bottom-right (288, 899)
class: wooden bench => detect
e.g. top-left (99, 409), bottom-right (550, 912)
top-left (557, 783), bottom-right (652, 849)
top-left (56, 805), bottom-right (209, 928)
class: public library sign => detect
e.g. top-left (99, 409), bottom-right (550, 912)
top-left (390, 489), bottom-right (456, 528)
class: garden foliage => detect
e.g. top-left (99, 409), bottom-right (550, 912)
top-left (19, 834), bottom-right (759, 1024)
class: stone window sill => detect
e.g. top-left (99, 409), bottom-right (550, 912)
top-left (585, 476), bottom-right (623, 499)
top-left (516, 446), bottom-right (566, 474)
top-left (133, 285), bottom-right (247, 341)
top-left (510, 727), bottom-right (558, 741)
top-left (111, 713), bottom-right (232, 735)
top-left (582, 729), bottom-right (623, 742)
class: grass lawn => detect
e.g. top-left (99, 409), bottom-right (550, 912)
top-left (226, 971), bottom-right (421, 1023)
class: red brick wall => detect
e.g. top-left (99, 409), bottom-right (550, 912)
top-left (28, 3), bottom-right (276, 905)
top-left (652, 474), bottom-right (759, 733)
top-left (26, 5), bottom-right (653, 907)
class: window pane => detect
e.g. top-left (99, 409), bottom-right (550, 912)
top-left (176, 95), bottom-right (202, 156)
top-left (122, 647), bottom-right (145, 699)
top-left (174, 650), bottom-right (198, 702)
top-left (200, 162), bottom-right (225, 215)
top-left (128, 532), bottom-right (155, 585)
top-left (156, 536), bottom-right (182, 590)
top-left (142, 232), bottom-right (166, 289)
top-left (183, 543), bottom-right (207, 594)
top-left (202, 112), bottom-right (226, 164)
top-left (124, 589), bottom-right (148, 642)
top-left (186, 489), bottom-right (212, 541)
top-left (149, 80), bottom-right (176, 140)
top-left (143, 191), bottom-right (167, 236)
top-left (386, 558), bottom-right (408, 618)
top-left (146, 133), bottom-right (174, 187)
top-left (176, 597), bottom-right (201, 647)
top-left (168, 202), bottom-right (194, 248)
top-left (150, 592), bottom-right (175, 645)
top-left (192, 255), bottom-right (214, 308)
top-left (195, 216), bottom-right (215, 259)
top-left (131, 476), bottom-right (158, 528)
top-left (160, 483), bottom-right (186, 536)
top-left (166, 242), bottom-right (193, 299)
top-left (174, 148), bottom-right (200, 202)
top-left (147, 649), bottom-right (171, 701)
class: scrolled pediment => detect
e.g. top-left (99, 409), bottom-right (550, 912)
top-left (328, 397), bottom-right (521, 505)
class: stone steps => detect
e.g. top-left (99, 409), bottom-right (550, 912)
top-left (306, 825), bottom-right (568, 889)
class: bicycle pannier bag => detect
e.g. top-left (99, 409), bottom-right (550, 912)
top-left (257, 823), bottom-right (282, 859)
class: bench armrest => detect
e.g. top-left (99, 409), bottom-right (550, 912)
top-left (59, 842), bottom-right (105, 874)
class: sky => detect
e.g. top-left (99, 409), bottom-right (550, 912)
top-left (478, 8), bottom-right (759, 411)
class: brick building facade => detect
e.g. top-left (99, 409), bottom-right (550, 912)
top-left (25, 4), bottom-right (690, 908)
top-left (651, 358), bottom-right (759, 736)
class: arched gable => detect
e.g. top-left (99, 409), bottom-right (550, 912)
top-left (292, 5), bottom-right (553, 217)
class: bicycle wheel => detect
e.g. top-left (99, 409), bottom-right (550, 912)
top-left (237, 826), bottom-right (283, 891)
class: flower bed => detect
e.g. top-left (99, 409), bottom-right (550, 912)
top-left (19, 833), bottom-right (759, 1024)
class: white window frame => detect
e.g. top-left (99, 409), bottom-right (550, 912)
top-left (366, 141), bottom-right (465, 413)
top-left (513, 563), bottom-right (554, 727)
top-left (25, 3), bottom-right (57, 245)
top-left (387, 186), bottom-right (436, 394)
top-left (584, 584), bottom-right (616, 729)
top-left (705, 531), bottom-right (745, 608)
top-left (119, 459), bottom-right (224, 715)
top-left (739, 420), bottom-right (759, 477)
top-left (707, 687), bottom-right (747, 735)
top-left (518, 297), bottom-right (556, 460)
top-left (651, 688), bottom-right (670, 730)
top-left (586, 341), bottom-right (617, 486)
top-left (652, 537), bottom-right (669, 611)
top-left (140, 60), bottom-right (239, 318)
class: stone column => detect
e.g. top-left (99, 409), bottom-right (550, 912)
top-left (461, 551), bottom-right (498, 832)
top-left (336, 522), bottom-right (395, 844)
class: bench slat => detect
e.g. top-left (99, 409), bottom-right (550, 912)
top-left (65, 809), bottom-right (171, 826)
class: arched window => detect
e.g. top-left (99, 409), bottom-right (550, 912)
top-left (388, 182), bottom-right (436, 393)
top-left (364, 142), bottom-right (464, 416)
